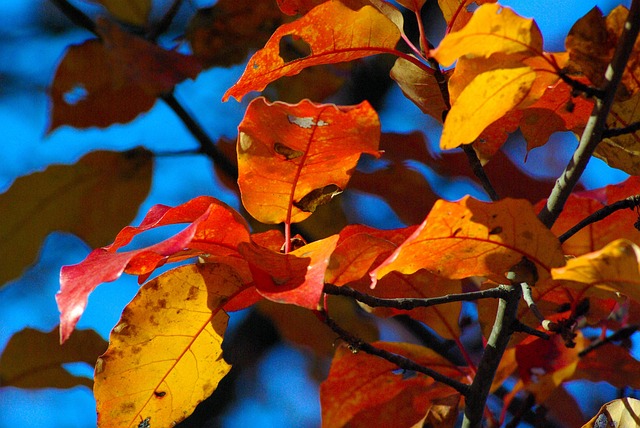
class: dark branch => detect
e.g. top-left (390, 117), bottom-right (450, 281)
top-left (559, 195), bottom-right (640, 243)
top-left (148, 0), bottom-right (184, 42)
top-left (538, 0), bottom-right (640, 228)
top-left (50, 0), bottom-right (98, 36)
top-left (578, 325), bottom-right (639, 357)
top-left (322, 314), bottom-right (470, 395)
top-left (510, 321), bottom-right (550, 340)
top-left (393, 315), bottom-right (467, 366)
top-left (323, 283), bottom-right (509, 309)
top-left (603, 121), bottom-right (640, 138)
top-left (558, 72), bottom-right (605, 99)
top-left (462, 145), bottom-right (500, 201)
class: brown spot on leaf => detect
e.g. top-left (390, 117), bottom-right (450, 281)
top-left (294, 184), bottom-right (342, 212)
top-left (489, 226), bottom-right (502, 235)
top-left (120, 401), bottom-right (136, 413)
top-left (274, 142), bottom-right (304, 160)
top-left (154, 391), bottom-right (166, 398)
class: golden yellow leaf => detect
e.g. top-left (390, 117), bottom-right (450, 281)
top-left (595, 92), bottom-right (640, 175)
top-left (440, 66), bottom-right (536, 149)
top-left (551, 239), bottom-right (640, 304)
top-left (430, 3), bottom-right (543, 67)
top-left (88, 0), bottom-right (151, 26)
top-left (94, 263), bottom-right (241, 427)
top-left (583, 398), bottom-right (640, 428)
top-left (0, 149), bottom-right (152, 288)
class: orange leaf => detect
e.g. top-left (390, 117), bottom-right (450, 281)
top-left (539, 176), bottom-right (640, 256)
top-left (320, 342), bottom-right (468, 428)
top-left (58, 196), bottom-right (250, 343)
top-left (437, 0), bottom-right (497, 33)
top-left (88, 0), bottom-right (151, 26)
top-left (551, 239), bottom-right (640, 304)
top-left (371, 197), bottom-right (566, 284)
top-left (0, 328), bottom-right (106, 389)
top-left (239, 234), bottom-right (339, 308)
top-left (237, 97), bottom-right (380, 224)
top-left (223, 0), bottom-right (401, 101)
top-left (0, 149), bottom-right (151, 288)
top-left (94, 263), bottom-right (240, 427)
top-left (430, 3), bottom-right (543, 67)
top-left (574, 343), bottom-right (640, 389)
top-left (48, 21), bottom-right (201, 132)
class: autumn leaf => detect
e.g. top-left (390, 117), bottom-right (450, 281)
top-left (0, 328), bottom-right (106, 389)
top-left (222, 0), bottom-right (401, 101)
top-left (583, 398), bottom-right (640, 428)
top-left (237, 97), bottom-right (380, 224)
top-left (437, 0), bottom-right (497, 33)
top-left (371, 197), bottom-right (566, 284)
top-left (48, 20), bottom-right (201, 132)
top-left (239, 234), bottom-right (339, 308)
top-left (320, 342), bottom-right (469, 428)
top-left (0, 149), bottom-right (151, 288)
top-left (430, 3), bottom-right (544, 67)
top-left (276, 0), bottom-right (328, 15)
top-left (58, 196), bottom-right (250, 343)
top-left (94, 263), bottom-right (240, 427)
top-left (551, 239), bottom-right (640, 304)
top-left (596, 92), bottom-right (640, 175)
top-left (574, 343), bottom-right (640, 390)
top-left (539, 176), bottom-right (640, 256)
top-left (390, 58), bottom-right (450, 123)
top-left (88, 0), bottom-right (151, 26)
top-left (186, 0), bottom-right (283, 68)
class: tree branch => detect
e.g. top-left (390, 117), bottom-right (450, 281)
top-left (602, 121), bottom-right (640, 138)
top-left (521, 283), bottom-right (557, 332)
top-left (558, 72), bottom-right (605, 99)
top-left (538, 0), bottom-right (640, 228)
top-left (323, 283), bottom-right (509, 309)
top-left (148, 0), bottom-right (184, 42)
top-left (559, 195), bottom-right (640, 243)
top-left (462, 145), bottom-right (500, 201)
top-left (50, 0), bottom-right (98, 36)
top-left (462, 284), bottom-right (522, 428)
top-left (321, 314), bottom-right (471, 395)
top-left (578, 325), bottom-right (639, 357)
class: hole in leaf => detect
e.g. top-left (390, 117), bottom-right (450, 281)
top-left (138, 417), bottom-right (151, 428)
top-left (287, 115), bottom-right (328, 128)
top-left (279, 34), bottom-right (311, 63)
top-left (294, 184), bottom-right (343, 213)
top-left (62, 84), bottom-right (88, 105)
top-left (274, 142), bottom-right (304, 160)
top-left (62, 361), bottom-right (94, 380)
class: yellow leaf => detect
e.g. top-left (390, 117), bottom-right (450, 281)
top-left (595, 92), bottom-right (640, 175)
top-left (551, 239), bottom-right (640, 303)
top-left (0, 149), bottom-right (152, 288)
top-left (94, 263), bottom-right (241, 427)
top-left (440, 66), bottom-right (536, 149)
top-left (583, 398), bottom-right (640, 428)
top-left (0, 328), bottom-right (106, 389)
top-left (430, 3), bottom-right (543, 67)
top-left (88, 0), bottom-right (151, 26)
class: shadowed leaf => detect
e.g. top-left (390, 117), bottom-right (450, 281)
top-left (583, 398), bottom-right (640, 428)
top-left (0, 149), bottom-right (151, 288)
top-left (88, 0), bottom-right (151, 26)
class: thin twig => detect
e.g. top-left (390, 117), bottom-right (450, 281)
top-left (50, 0), bottom-right (98, 36)
top-left (603, 121), bottom-right (640, 138)
top-left (521, 283), bottom-right (556, 332)
top-left (462, 145), bottom-right (500, 201)
top-left (510, 320), bottom-right (550, 340)
top-left (322, 314), bottom-right (471, 395)
top-left (393, 315), bottom-right (467, 366)
top-left (323, 283), bottom-right (510, 309)
top-left (148, 0), bottom-right (184, 42)
top-left (559, 195), bottom-right (640, 243)
top-left (538, 0), bottom-right (640, 228)
top-left (558, 72), bottom-right (605, 99)
top-left (578, 325), bottom-right (639, 357)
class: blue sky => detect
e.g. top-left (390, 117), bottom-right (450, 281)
top-left (0, 0), bottom-right (632, 427)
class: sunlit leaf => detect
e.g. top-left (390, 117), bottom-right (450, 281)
top-left (0, 328), bottom-right (106, 389)
top-left (0, 149), bottom-right (151, 288)
top-left (320, 341), bottom-right (469, 428)
top-left (186, 0), bottom-right (283, 68)
top-left (94, 263), bottom-right (239, 427)
top-left (87, 0), bottom-right (151, 26)
top-left (237, 97), bottom-right (380, 224)
top-left (440, 66), bottom-right (537, 149)
top-left (430, 3), bottom-right (543, 67)
top-left (574, 343), bottom-right (640, 389)
top-left (551, 239), bottom-right (640, 304)
top-left (239, 234), bottom-right (339, 308)
top-left (437, 0), bottom-right (497, 33)
top-left (223, 0), bottom-right (401, 101)
top-left (596, 92), bottom-right (640, 175)
top-left (49, 21), bottom-right (201, 132)
top-left (539, 176), bottom-right (640, 256)
top-left (371, 197), bottom-right (566, 284)
top-left (58, 196), bottom-right (250, 343)
top-left (582, 398), bottom-right (640, 428)
top-left (390, 58), bottom-right (450, 123)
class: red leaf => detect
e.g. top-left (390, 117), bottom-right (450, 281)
top-left (57, 197), bottom-right (250, 343)
top-left (239, 235), bottom-right (339, 308)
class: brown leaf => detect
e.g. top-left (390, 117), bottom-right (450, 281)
top-left (87, 0), bottom-right (151, 26)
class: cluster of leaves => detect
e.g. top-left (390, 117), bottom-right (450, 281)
top-left (3, 0), bottom-right (640, 427)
